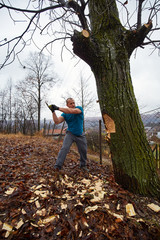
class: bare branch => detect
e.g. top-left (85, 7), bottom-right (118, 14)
top-left (0, 2), bottom-right (63, 14)
top-left (40, 36), bottom-right (70, 54)
top-left (137, 0), bottom-right (145, 29)
top-left (142, 36), bottom-right (160, 47)
top-left (0, 12), bottom-right (39, 69)
top-left (66, 0), bottom-right (88, 30)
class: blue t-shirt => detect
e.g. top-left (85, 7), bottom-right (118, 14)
top-left (61, 106), bottom-right (84, 136)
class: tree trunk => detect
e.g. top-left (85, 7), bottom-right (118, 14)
top-left (71, 0), bottom-right (160, 199)
top-left (92, 55), bottom-right (160, 197)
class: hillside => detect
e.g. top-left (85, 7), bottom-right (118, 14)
top-left (0, 134), bottom-right (160, 239)
top-left (44, 113), bottom-right (160, 131)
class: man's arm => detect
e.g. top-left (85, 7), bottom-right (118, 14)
top-left (59, 107), bottom-right (81, 114)
top-left (52, 112), bottom-right (64, 124)
top-left (48, 104), bottom-right (82, 124)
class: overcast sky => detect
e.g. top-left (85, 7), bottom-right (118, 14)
top-left (0, 0), bottom-right (159, 119)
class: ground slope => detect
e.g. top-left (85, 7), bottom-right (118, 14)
top-left (0, 134), bottom-right (160, 239)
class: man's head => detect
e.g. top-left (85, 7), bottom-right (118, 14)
top-left (66, 98), bottom-right (75, 108)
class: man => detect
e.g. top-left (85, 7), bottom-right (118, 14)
top-left (48, 98), bottom-right (88, 171)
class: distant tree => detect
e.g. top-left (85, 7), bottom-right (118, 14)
top-left (62, 75), bottom-right (96, 114)
top-left (0, 79), bottom-right (15, 133)
top-left (0, 88), bottom-right (7, 131)
top-left (16, 52), bottom-right (59, 131)
top-left (14, 89), bottom-right (38, 134)
top-left (62, 74), bottom-right (96, 130)
top-left (72, 75), bottom-right (96, 117)
top-left (7, 79), bottom-right (13, 132)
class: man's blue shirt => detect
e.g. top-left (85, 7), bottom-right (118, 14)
top-left (61, 106), bottom-right (84, 136)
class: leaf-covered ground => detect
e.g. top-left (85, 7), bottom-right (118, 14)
top-left (0, 134), bottom-right (160, 240)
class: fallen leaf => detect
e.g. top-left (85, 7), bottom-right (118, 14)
top-left (115, 218), bottom-right (123, 223)
top-left (81, 216), bottom-right (89, 228)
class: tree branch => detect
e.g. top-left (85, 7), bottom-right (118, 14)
top-left (0, 12), bottom-right (39, 69)
top-left (71, 30), bottom-right (98, 67)
top-left (67, 0), bottom-right (89, 30)
top-left (137, 0), bottom-right (145, 29)
top-left (125, 20), bottom-right (153, 57)
top-left (142, 36), bottom-right (160, 48)
top-left (0, 2), bottom-right (66, 69)
top-left (0, 3), bottom-right (63, 14)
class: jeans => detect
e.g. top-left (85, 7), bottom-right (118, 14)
top-left (54, 131), bottom-right (87, 169)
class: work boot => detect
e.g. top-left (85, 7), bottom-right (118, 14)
top-left (80, 166), bottom-right (89, 172)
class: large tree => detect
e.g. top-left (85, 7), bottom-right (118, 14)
top-left (0, 0), bottom-right (160, 198)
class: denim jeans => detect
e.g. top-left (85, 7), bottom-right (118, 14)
top-left (54, 131), bottom-right (87, 169)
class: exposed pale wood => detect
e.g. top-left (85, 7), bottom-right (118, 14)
top-left (103, 113), bottom-right (116, 134)
top-left (82, 29), bottom-right (90, 38)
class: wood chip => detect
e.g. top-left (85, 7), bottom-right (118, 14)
top-left (5, 187), bottom-right (16, 195)
top-left (38, 215), bottom-right (56, 225)
top-left (16, 219), bottom-right (24, 229)
top-left (35, 200), bottom-right (41, 208)
top-left (21, 209), bottom-right (26, 214)
top-left (36, 208), bottom-right (46, 216)
top-left (2, 223), bottom-right (13, 231)
top-left (85, 205), bottom-right (98, 214)
top-left (108, 210), bottom-right (124, 221)
top-left (126, 203), bottom-right (136, 216)
top-left (147, 203), bottom-right (160, 212)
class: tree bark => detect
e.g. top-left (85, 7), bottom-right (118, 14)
top-left (71, 0), bottom-right (160, 199)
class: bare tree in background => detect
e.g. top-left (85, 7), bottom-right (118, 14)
top-left (0, 79), bottom-right (16, 133)
top-left (0, 1), bottom-right (160, 198)
top-left (62, 75), bottom-right (96, 116)
top-left (72, 75), bottom-right (96, 131)
top-left (16, 52), bottom-right (58, 131)
top-left (72, 75), bottom-right (96, 117)
top-left (0, 89), bottom-right (7, 131)
top-left (62, 74), bottom-right (96, 130)
top-left (7, 79), bottom-right (13, 133)
top-left (15, 86), bottom-right (38, 133)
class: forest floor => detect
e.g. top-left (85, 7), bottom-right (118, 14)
top-left (0, 134), bottom-right (160, 240)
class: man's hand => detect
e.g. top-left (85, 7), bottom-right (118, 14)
top-left (48, 104), bottom-right (59, 112)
